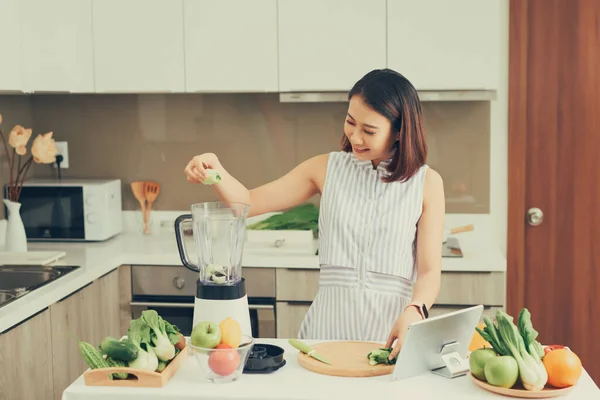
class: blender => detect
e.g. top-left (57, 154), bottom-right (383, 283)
top-left (174, 201), bottom-right (252, 336)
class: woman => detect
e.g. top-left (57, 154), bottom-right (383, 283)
top-left (184, 68), bottom-right (444, 361)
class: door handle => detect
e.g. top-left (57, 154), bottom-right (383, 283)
top-left (527, 207), bottom-right (544, 226)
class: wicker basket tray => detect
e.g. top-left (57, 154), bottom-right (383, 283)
top-left (83, 345), bottom-right (188, 388)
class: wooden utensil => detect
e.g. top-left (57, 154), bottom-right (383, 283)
top-left (130, 181), bottom-right (147, 231)
top-left (295, 341), bottom-right (395, 377)
top-left (443, 224), bottom-right (474, 243)
top-left (143, 181), bottom-right (161, 234)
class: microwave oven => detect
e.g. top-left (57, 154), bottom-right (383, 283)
top-left (3, 179), bottom-right (123, 242)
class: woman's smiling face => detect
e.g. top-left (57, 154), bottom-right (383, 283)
top-left (344, 94), bottom-right (397, 167)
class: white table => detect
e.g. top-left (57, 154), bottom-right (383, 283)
top-left (62, 339), bottom-right (600, 400)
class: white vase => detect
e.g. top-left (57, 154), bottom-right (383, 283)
top-left (3, 199), bottom-right (27, 252)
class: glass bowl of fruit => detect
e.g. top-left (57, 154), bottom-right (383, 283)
top-left (189, 318), bottom-right (255, 383)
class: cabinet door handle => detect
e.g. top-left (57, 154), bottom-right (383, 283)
top-left (129, 302), bottom-right (274, 310)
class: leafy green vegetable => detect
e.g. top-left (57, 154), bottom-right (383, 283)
top-left (156, 360), bottom-right (168, 372)
top-left (367, 348), bottom-right (397, 366)
top-left (518, 308), bottom-right (545, 360)
top-left (247, 203), bottom-right (319, 235)
top-left (127, 318), bottom-right (158, 371)
top-left (163, 319), bottom-right (182, 346)
top-left (478, 310), bottom-right (548, 391)
top-left (141, 310), bottom-right (176, 362)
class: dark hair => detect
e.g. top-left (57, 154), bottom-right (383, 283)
top-left (341, 68), bottom-right (427, 183)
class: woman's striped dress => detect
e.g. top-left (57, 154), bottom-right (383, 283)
top-left (297, 151), bottom-right (429, 342)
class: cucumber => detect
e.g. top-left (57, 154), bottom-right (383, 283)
top-left (99, 336), bottom-right (139, 362)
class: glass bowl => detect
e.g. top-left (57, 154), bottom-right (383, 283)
top-left (189, 335), bottom-right (255, 383)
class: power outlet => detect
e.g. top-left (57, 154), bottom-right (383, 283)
top-left (54, 141), bottom-right (69, 169)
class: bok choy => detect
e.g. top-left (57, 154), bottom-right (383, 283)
top-left (476, 309), bottom-right (548, 391)
top-left (127, 318), bottom-right (159, 372)
top-left (141, 310), bottom-right (176, 362)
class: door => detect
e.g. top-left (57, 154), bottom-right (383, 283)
top-left (277, 0), bottom-right (386, 92)
top-left (507, 0), bottom-right (600, 385)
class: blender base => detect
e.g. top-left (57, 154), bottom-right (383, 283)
top-left (192, 295), bottom-right (252, 337)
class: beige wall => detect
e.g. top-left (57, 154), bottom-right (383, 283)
top-left (0, 93), bottom-right (489, 216)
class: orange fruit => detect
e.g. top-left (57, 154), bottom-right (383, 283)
top-left (469, 322), bottom-right (492, 352)
top-left (543, 347), bottom-right (582, 388)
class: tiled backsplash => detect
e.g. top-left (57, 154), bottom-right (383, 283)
top-left (0, 94), bottom-right (489, 218)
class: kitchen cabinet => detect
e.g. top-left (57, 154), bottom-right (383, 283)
top-left (21, 0), bottom-right (94, 92)
top-left (276, 301), bottom-right (311, 338)
top-left (91, 0), bottom-right (185, 93)
top-left (277, 0), bottom-right (386, 92)
top-left (387, 0), bottom-right (500, 90)
top-left (184, 0), bottom-right (278, 92)
top-left (0, 0), bottom-right (23, 92)
top-left (273, 268), bottom-right (506, 338)
top-left (0, 309), bottom-right (55, 400)
top-left (49, 269), bottom-right (123, 400)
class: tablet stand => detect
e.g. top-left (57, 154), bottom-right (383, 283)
top-left (430, 341), bottom-right (470, 379)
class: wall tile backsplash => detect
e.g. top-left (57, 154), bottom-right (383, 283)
top-left (0, 94), bottom-right (489, 218)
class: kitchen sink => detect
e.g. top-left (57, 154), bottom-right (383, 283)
top-left (0, 265), bottom-right (80, 308)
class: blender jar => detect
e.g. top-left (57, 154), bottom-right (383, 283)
top-left (175, 201), bottom-right (250, 285)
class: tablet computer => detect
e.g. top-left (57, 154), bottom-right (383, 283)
top-left (392, 304), bottom-right (484, 381)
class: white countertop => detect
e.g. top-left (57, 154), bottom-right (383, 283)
top-left (61, 339), bottom-right (599, 400)
top-left (0, 213), bottom-right (505, 334)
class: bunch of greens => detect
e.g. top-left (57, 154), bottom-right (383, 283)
top-left (247, 203), bottom-right (319, 235)
top-left (476, 308), bottom-right (548, 391)
top-left (79, 310), bottom-right (186, 378)
top-left (367, 348), bottom-right (397, 366)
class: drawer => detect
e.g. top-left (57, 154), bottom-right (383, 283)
top-left (276, 301), bottom-right (311, 338)
top-left (437, 272), bottom-right (505, 306)
top-left (276, 269), bottom-right (320, 302)
top-left (131, 266), bottom-right (275, 298)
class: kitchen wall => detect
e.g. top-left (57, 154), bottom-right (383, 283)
top-left (0, 93), bottom-right (491, 216)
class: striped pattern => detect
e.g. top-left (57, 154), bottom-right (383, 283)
top-left (298, 151), bottom-right (428, 341)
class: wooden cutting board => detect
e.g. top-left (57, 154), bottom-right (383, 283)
top-left (296, 341), bottom-right (395, 377)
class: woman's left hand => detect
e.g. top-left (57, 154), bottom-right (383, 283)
top-left (385, 306), bottom-right (423, 361)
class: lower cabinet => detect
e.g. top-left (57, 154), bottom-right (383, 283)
top-left (50, 268), bottom-right (124, 400)
top-left (0, 267), bottom-right (130, 400)
top-left (275, 301), bottom-right (311, 338)
top-left (274, 268), bottom-right (506, 338)
top-left (0, 309), bottom-right (55, 400)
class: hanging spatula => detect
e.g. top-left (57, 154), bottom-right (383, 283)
top-left (144, 181), bottom-right (161, 234)
top-left (131, 181), bottom-right (147, 232)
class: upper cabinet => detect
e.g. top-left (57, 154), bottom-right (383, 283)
top-left (184, 0), bottom-right (278, 92)
top-left (277, 0), bottom-right (387, 92)
top-left (0, 0), bottom-right (501, 94)
top-left (387, 0), bottom-right (500, 90)
top-left (21, 0), bottom-right (95, 93)
top-left (0, 0), bottom-right (23, 92)
top-left (91, 0), bottom-right (185, 93)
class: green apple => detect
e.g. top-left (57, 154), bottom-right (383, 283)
top-left (469, 348), bottom-right (498, 381)
top-left (191, 321), bottom-right (221, 349)
top-left (484, 355), bottom-right (519, 389)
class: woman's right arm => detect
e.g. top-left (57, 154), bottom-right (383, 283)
top-left (184, 152), bottom-right (328, 217)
